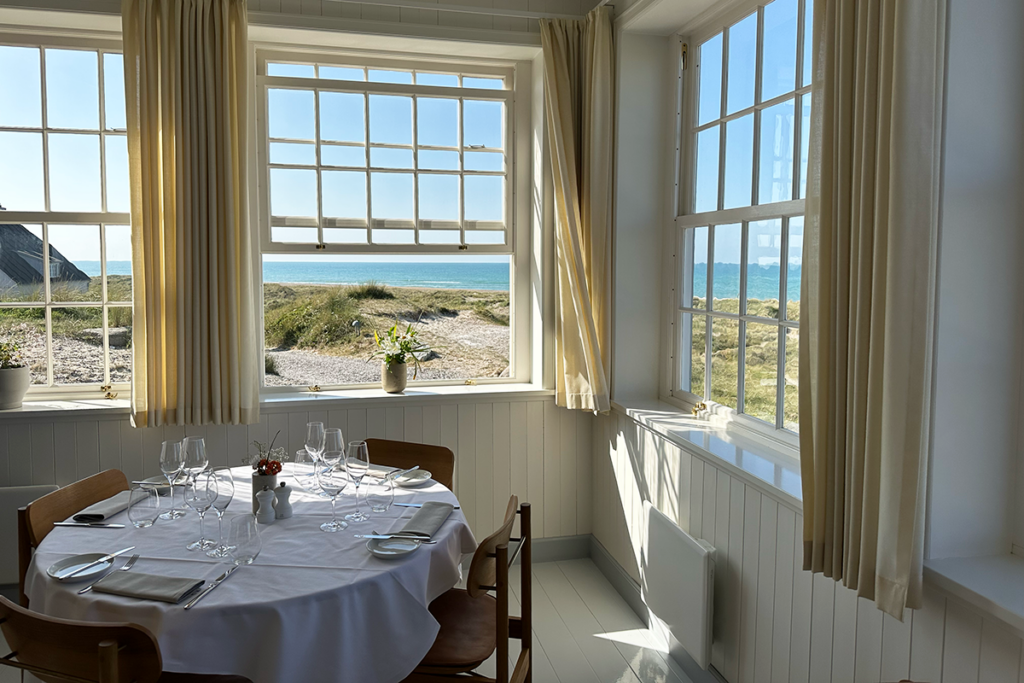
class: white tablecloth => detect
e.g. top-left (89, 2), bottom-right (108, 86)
top-left (26, 467), bottom-right (477, 683)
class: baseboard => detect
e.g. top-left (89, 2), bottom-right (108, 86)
top-left (531, 534), bottom-right (592, 563)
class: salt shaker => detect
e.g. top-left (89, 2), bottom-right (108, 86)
top-left (255, 486), bottom-right (276, 525)
top-left (275, 482), bottom-right (293, 519)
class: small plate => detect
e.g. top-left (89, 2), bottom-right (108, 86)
top-left (366, 537), bottom-right (421, 559)
top-left (138, 474), bottom-right (187, 495)
top-left (47, 553), bottom-right (114, 583)
top-left (395, 470), bottom-right (432, 488)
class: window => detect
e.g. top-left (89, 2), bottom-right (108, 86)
top-left (0, 40), bottom-right (132, 392)
top-left (675, 0), bottom-right (811, 435)
top-left (256, 51), bottom-right (522, 389)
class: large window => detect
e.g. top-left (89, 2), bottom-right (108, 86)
top-left (0, 40), bottom-right (132, 392)
top-left (256, 51), bottom-right (521, 389)
top-left (675, 0), bottom-right (811, 435)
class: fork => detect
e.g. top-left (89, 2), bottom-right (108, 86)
top-left (78, 553), bottom-right (140, 594)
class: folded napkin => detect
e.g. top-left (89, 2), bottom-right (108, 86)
top-left (92, 571), bottom-right (205, 604)
top-left (73, 491), bottom-right (131, 523)
top-left (399, 501), bottom-right (453, 539)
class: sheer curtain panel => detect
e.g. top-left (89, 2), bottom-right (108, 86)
top-left (123, 0), bottom-right (260, 427)
top-left (799, 0), bottom-right (945, 620)
top-left (540, 7), bottom-right (614, 413)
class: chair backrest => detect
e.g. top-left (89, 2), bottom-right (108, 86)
top-left (364, 438), bottom-right (455, 491)
top-left (466, 495), bottom-right (518, 599)
top-left (0, 595), bottom-right (163, 683)
top-left (0, 485), bottom-right (57, 584)
top-left (24, 470), bottom-right (129, 547)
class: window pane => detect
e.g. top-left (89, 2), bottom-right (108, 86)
top-left (107, 306), bottom-right (132, 383)
top-left (746, 218), bottom-right (782, 316)
top-left (103, 53), bottom-right (126, 131)
top-left (321, 145), bottom-right (365, 167)
top-left (322, 171), bottom-right (367, 220)
top-left (271, 227), bottom-right (318, 243)
top-left (268, 63), bottom-right (315, 78)
top-left (320, 92), bottom-right (364, 143)
top-left (49, 134), bottom-right (102, 212)
top-left (787, 216), bottom-right (803, 320)
top-left (784, 327), bottom-right (799, 431)
top-left (0, 306), bottom-right (46, 383)
top-left (690, 226), bottom-right (708, 310)
top-left (698, 33), bottom-right (723, 126)
top-left (320, 66), bottom-right (364, 81)
top-left (0, 132), bottom-right (44, 210)
top-left (270, 142), bottom-right (316, 165)
top-left (761, 0), bottom-right (798, 102)
top-left (418, 175), bottom-right (459, 221)
top-left (0, 224), bottom-right (44, 302)
top-left (710, 316), bottom-right (738, 409)
top-left (687, 313), bottom-right (706, 395)
top-left (802, 0), bottom-right (813, 87)
top-left (270, 168), bottom-right (317, 217)
top-left (417, 98), bottom-right (458, 148)
top-left (46, 49), bottom-right (99, 130)
top-left (744, 322), bottom-right (778, 424)
top-left (370, 147), bottom-right (414, 169)
top-left (373, 229), bottom-right (415, 244)
top-left (324, 228), bottom-right (368, 244)
top-left (0, 46), bottom-right (41, 128)
top-left (416, 73), bottom-right (458, 87)
top-left (694, 126), bottom-right (720, 213)
top-left (800, 93), bottom-right (811, 198)
top-left (419, 230), bottom-right (460, 244)
top-left (105, 135), bottom-right (130, 213)
top-left (465, 152), bottom-right (503, 172)
top-left (369, 95), bottom-right (412, 146)
top-left (464, 231), bottom-right (504, 245)
top-left (723, 114), bottom-right (754, 209)
top-left (464, 176), bottom-right (503, 221)
top-left (419, 150), bottom-right (459, 171)
top-left (368, 69), bottom-right (412, 84)
top-left (726, 13), bottom-right (757, 114)
top-left (712, 223), bottom-right (740, 306)
top-left (105, 225), bottom-right (132, 302)
top-left (370, 172), bottom-right (414, 219)
top-left (464, 100), bottom-right (503, 149)
top-left (48, 224), bottom-right (100, 302)
top-left (463, 76), bottom-right (504, 90)
top-left (269, 89), bottom-right (315, 140)
top-left (52, 307), bottom-right (105, 384)
top-left (758, 98), bottom-right (795, 204)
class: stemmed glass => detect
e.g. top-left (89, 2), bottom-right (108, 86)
top-left (344, 440), bottom-right (370, 523)
top-left (315, 460), bottom-right (348, 532)
top-left (158, 440), bottom-right (185, 521)
top-left (183, 472), bottom-right (218, 551)
top-left (206, 467), bottom-right (235, 558)
top-left (323, 428), bottom-right (344, 465)
top-left (182, 436), bottom-right (209, 482)
top-left (306, 422), bottom-right (331, 498)
top-left (227, 514), bottom-right (262, 565)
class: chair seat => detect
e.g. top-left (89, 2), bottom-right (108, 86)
top-left (159, 673), bottom-right (253, 682)
top-left (418, 588), bottom-right (497, 673)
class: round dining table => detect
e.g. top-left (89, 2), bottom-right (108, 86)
top-left (25, 466), bottom-right (477, 683)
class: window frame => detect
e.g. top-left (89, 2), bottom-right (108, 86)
top-left (0, 32), bottom-right (133, 399)
top-left (666, 0), bottom-right (810, 449)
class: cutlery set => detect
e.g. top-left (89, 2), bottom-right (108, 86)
top-left (79, 553), bottom-right (140, 594)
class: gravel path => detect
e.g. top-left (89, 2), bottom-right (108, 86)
top-left (1, 324), bottom-right (131, 385)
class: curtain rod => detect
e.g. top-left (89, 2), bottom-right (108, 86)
top-left (319, 0), bottom-right (600, 21)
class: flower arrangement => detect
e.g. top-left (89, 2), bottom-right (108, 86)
top-left (245, 430), bottom-right (289, 476)
top-left (0, 341), bottom-right (24, 370)
top-left (371, 322), bottom-right (430, 378)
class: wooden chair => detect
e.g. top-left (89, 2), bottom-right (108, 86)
top-left (365, 438), bottom-right (455, 491)
top-left (17, 469), bottom-right (129, 607)
top-left (402, 497), bottom-right (532, 683)
top-left (0, 596), bottom-right (252, 683)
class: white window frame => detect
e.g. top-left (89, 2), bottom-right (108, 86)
top-left (665, 0), bottom-right (810, 450)
top-left (253, 46), bottom-right (533, 392)
top-left (0, 32), bottom-right (132, 399)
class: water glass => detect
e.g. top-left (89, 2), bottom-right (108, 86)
top-left (227, 514), bottom-right (262, 566)
top-left (206, 467), bottom-right (236, 559)
top-left (158, 440), bottom-right (185, 521)
top-left (363, 476), bottom-right (394, 513)
top-left (183, 472), bottom-right (218, 551)
top-left (315, 460), bottom-right (348, 532)
top-left (127, 487), bottom-right (161, 528)
top-left (344, 440), bottom-right (370, 523)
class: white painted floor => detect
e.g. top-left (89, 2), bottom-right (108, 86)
top-left (0, 559), bottom-right (693, 683)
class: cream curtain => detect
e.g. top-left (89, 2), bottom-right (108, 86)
top-left (123, 0), bottom-right (260, 427)
top-left (540, 8), bottom-right (613, 413)
top-left (799, 0), bottom-right (945, 620)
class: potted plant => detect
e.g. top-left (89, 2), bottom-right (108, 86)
top-left (244, 430), bottom-right (289, 513)
top-left (0, 341), bottom-right (30, 410)
top-left (371, 322), bottom-right (430, 394)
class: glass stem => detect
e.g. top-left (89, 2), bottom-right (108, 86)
top-left (199, 510), bottom-right (206, 539)
top-left (217, 511), bottom-right (224, 545)
top-left (330, 496), bottom-right (337, 523)
top-left (354, 483), bottom-right (360, 513)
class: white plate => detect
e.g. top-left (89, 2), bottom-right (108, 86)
top-left (47, 553), bottom-right (114, 583)
top-left (395, 470), bottom-right (432, 488)
top-left (366, 537), bottom-right (421, 558)
top-left (139, 474), bottom-right (188, 495)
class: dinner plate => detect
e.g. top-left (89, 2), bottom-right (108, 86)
top-left (366, 537), bottom-right (421, 558)
top-left (395, 469), bottom-right (432, 488)
top-left (47, 553), bottom-right (115, 583)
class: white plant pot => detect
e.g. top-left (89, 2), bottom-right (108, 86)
top-left (0, 366), bottom-right (30, 410)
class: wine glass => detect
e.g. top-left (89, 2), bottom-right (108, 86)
top-left (344, 440), bottom-right (370, 523)
top-left (290, 448), bottom-right (320, 494)
top-left (183, 472), bottom-right (218, 551)
top-left (182, 436), bottom-right (209, 482)
top-left (364, 475), bottom-right (394, 513)
top-left (158, 440), bottom-right (185, 521)
top-left (127, 487), bottom-right (161, 528)
top-left (315, 460), bottom-right (348, 532)
top-left (227, 514), bottom-right (262, 565)
top-left (305, 422), bottom-right (326, 463)
top-left (206, 467), bottom-right (235, 558)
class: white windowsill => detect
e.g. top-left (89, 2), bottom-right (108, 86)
top-left (924, 554), bottom-right (1024, 637)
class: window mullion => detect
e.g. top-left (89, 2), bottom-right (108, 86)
top-left (314, 89), bottom-right (324, 246)
top-left (363, 81), bottom-right (372, 244)
top-left (704, 225), bottom-right (715, 399)
top-left (412, 94), bottom-right (420, 245)
top-left (459, 94), bottom-right (466, 247)
top-left (777, 216), bottom-right (790, 429)
top-left (737, 220), bottom-right (748, 414)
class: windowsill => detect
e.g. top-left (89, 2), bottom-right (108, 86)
top-left (924, 554), bottom-right (1024, 636)
top-left (612, 396), bottom-right (803, 510)
top-left (0, 383), bottom-right (554, 420)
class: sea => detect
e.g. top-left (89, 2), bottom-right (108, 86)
top-left (692, 263), bottom-right (802, 301)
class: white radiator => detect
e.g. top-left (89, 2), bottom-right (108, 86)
top-left (642, 501), bottom-right (716, 670)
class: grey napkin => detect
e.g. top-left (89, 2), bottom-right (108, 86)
top-left (92, 571), bottom-right (205, 604)
top-left (399, 501), bottom-right (453, 538)
top-left (73, 491), bottom-right (131, 522)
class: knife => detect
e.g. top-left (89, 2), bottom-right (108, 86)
top-left (394, 503), bottom-right (460, 510)
top-left (54, 522), bottom-right (126, 529)
top-left (57, 546), bottom-right (136, 580)
top-left (356, 534), bottom-right (436, 544)
top-left (385, 466), bottom-right (419, 480)
top-left (183, 565), bottom-right (239, 610)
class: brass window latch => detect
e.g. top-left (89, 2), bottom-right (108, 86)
top-left (691, 401), bottom-right (707, 415)
top-left (307, 385), bottom-right (321, 392)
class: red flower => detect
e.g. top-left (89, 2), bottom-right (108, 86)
top-left (266, 460), bottom-right (282, 475)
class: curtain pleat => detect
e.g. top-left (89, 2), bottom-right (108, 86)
top-left (123, 0), bottom-right (259, 427)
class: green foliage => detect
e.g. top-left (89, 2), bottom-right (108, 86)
top-left (0, 340), bottom-right (23, 369)
top-left (372, 322), bottom-right (430, 372)
top-left (347, 280), bottom-right (394, 300)
top-left (264, 287), bottom-right (363, 349)
top-left (265, 354), bottom-right (279, 376)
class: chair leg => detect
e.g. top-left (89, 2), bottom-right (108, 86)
top-left (17, 508), bottom-right (30, 608)
top-left (496, 544), bottom-right (509, 683)
top-left (97, 640), bottom-right (118, 683)
top-left (520, 504), bottom-right (531, 683)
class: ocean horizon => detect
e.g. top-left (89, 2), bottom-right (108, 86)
top-left (692, 263), bottom-right (801, 301)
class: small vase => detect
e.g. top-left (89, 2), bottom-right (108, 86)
top-left (0, 366), bottom-right (31, 410)
top-left (252, 473), bottom-right (277, 513)
top-left (382, 361), bottom-right (407, 394)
